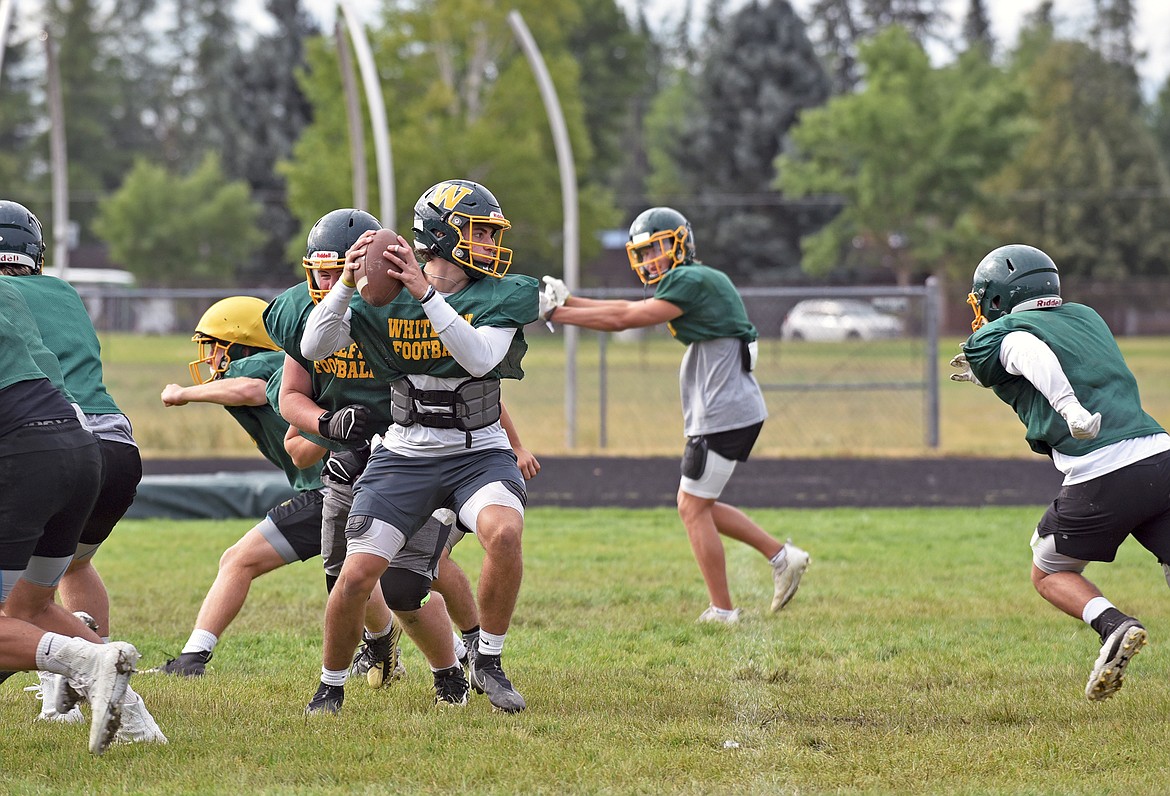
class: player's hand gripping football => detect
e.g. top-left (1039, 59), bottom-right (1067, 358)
top-left (376, 234), bottom-right (429, 300)
top-left (318, 404), bottom-right (374, 444)
top-left (949, 353), bottom-right (983, 387)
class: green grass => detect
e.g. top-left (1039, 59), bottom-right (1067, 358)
top-left (98, 332), bottom-right (1170, 460)
top-left (4, 507), bottom-right (1170, 794)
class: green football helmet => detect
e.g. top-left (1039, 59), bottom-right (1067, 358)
top-left (625, 206), bottom-right (695, 285)
top-left (412, 180), bottom-right (512, 280)
top-left (967, 244), bottom-right (1062, 331)
top-left (303, 209), bottom-right (381, 303)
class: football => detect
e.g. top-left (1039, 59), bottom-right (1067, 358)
top-left (355, 228), bottom-right (405, 306)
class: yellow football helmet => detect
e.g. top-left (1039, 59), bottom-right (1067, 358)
top-left (189, 296), bottom-right (279, 384)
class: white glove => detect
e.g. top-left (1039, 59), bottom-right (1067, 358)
top-left (538, 288), bottom-right (558, 321)
top-left (1062, 403), bottom-right (1102, 440)
top-left (949, 353), bottom-right (983, 387)
top-left (541, 275), bottom-right (570, 306)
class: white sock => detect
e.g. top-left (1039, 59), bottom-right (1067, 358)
top-left (36, 633), bottom-right (89, 676)
top-left (453, 632), bottom-right (467, 661)
top-left (320, 666), bottom-right (349, 687)
top-left (478, 631), bottom-right (506, 657)
top-left (368, 618), bottom-right (394, 640)
top-left (1081, 596), bottom-right (1114, 624)
top-left (181, 629), bottom-right (218, 655)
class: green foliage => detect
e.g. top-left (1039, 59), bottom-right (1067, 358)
top-left (776, 27), bottom-right (1030, 284)
top-left (281, 0), bottom-right (620, 278)
top-left (7, 506), bottom-right (1170, 793)
top-left (651, 0), bottom-right (833, 285)
top-left (95, 154), bottom-right (265, 286)
top-left (984, 40), bottom-right (1170, 279)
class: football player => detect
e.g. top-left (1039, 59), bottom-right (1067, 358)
top-left (539, 206), bottom-right (810, 624)
top-left (0, 199), bottom-right (164, 742)
top-left (156, 297), bottom-right (338, 675)
top-left (299, 180), bottom-right (537, 714)
top-left (267, 208), bottom-right (478, 706)
top-left (0, 278), bottom-right (141, 755)
top-left (952, 244), bottom-right (1170, 701)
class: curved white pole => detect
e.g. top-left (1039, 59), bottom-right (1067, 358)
top-left (44, 29), bottom-right (69, 279)
top-left (507, 10), bottom-right (580, 448)
top-left (336, 0), bottom-right (394, 228)
top-left (0, 0), bottom-right (14, 81)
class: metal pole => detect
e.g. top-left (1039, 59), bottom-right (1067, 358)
top-left (598, 332), bottom-right (607, 448)
top-left (924, 275), bottom-right (941, 448)
top-left (335, 20), bottom-right (368, 211)
top-left (0, 0), bottom-right (14, 81)
top-left (507, 10), bottom-right (579, 448)
top-left (336, 0), bottom-right (394, 228)
top-left (44, 29), bottom-right (69, 279)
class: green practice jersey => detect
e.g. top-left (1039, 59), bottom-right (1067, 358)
top-left (652, 263), bottom-right (758, 346)
top-left (0, 274), bottom-right (121, 414)
top-left (264, 282), bottom-right (390, 452)
top-left (963, 303), bottom-right (1163, 456)
top-left (223, 350), bottom-right (323, 491)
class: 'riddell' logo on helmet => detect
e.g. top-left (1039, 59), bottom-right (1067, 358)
top-left (1035, 298), bottom-right (1062, 308)
top-left (0, 252), bottom-right (27, 263)
top-left (308, 250), bottom-right (340, 261)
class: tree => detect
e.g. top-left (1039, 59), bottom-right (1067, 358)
top-left (776, 26), bottom-right (1029, 285)
top-left (961, 0), bottom-right (994, 58)
top-left (95, 154), bottom-right (264, 286)
top-left (655, 0), bottom-right (833, 284)
top-left (0, 23), bottom-right (42, 205)
top-left (982, 40), bottom-right (1170, 280)
top-left (281, 0), bottom-right (620, 276)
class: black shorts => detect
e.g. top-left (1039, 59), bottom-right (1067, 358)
top-left (80, 439), bottom-right (142, 546)
top-left (687, 422), bottom-right (764, 463)
top-left (263, 489), bottom-right (326, 564)
top-left (0, 424), bottom-right (101, 569)
top-left (1037, 450), bottom-right (1170, 563)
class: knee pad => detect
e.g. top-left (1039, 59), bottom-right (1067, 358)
top-left (379, 566), bottom-right (432, 612)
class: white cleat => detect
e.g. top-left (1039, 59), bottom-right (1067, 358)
top-left (26, 672), bottom-right (84, 723)
top-left (58, 641), bottom-right (139, 755)
top-left (697, 606), bottom-right (742, 625)
top-left (115, 688), bottom-right (167, 744)
top-left (771, 541), bottom-right (810, 612)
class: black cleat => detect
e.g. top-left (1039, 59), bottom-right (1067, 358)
top-left (305, 682), bottom-right (345, 715)
top-left (433, 665), bottom-right (470, 707)
top-left (155, 650), bottom-right (212, 677)
top-left (469, 653), bottom-right (526, 713)
top-left (351, 625), bottom-right (405, 688)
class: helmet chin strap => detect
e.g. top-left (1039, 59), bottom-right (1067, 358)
top-left (424, 267), bottom-right (468, 293)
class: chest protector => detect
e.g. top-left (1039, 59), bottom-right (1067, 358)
top-left (390, 377), bottom-right (501, 447)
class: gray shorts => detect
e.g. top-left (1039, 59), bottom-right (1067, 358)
top-left (350, 447), bottom-right (525, 538)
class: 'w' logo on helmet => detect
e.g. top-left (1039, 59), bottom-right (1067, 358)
top-left (430, 183), bottom-right (473, 210)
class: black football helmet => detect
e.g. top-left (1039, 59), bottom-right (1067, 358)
top-left (0, 200), bottom-right (46, 274)
top-left (303, 209), bottom-right (381, 302)
top-left (625, 206), bottom-right (695, 285)
top-left (967, 244), bottom-right (1062, 331)
top-left (412, 180), bottom-right (512, 280)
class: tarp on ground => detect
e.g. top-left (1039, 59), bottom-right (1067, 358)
top-left (125, 472), bottom-right (298, 520)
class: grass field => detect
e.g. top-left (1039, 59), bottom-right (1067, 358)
top-left (4, 507), bottom-right (1170, 794)
top-left (98, 331), bottom-right (1170, 461)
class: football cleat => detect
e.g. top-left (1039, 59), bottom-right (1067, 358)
top-left (27, 672), bottom-right (84, 723)
top-left (433, 665), bottom-right (470, 707)
top-left (469, 653), bottom-right (526, 714)
top-left (351, 624), bottom-right (405, 688)
top-left (305, 682), bottom-right (345, 715)
top-left (771, 541), bottom-right (810, 612)
top-left (697, 606), bottom-right (742, 624)
top-left (114, 689), bottom-right (168, 744)
top-left (1086, 619), bottom-right (1147, 701)
top-left (154, 650), bottom-right (212, 677)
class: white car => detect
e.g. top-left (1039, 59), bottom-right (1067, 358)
top-left (780, 299), bottom-right (904, 342)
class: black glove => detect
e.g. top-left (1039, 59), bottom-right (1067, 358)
top-left (318, 404), bottom-right (373, 443)
top-left (322, 446), bottom-right (370, 486)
